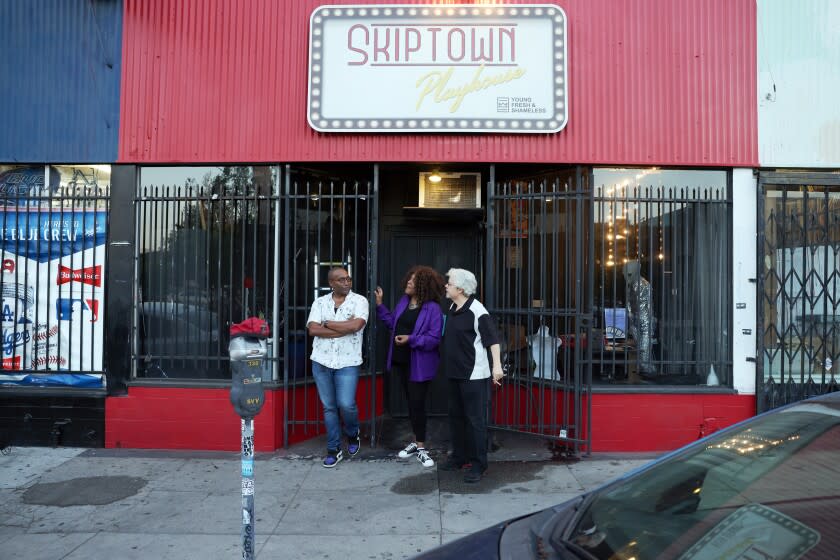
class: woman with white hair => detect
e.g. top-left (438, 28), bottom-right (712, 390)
top-left (438, 268), bottom-right (504, 483)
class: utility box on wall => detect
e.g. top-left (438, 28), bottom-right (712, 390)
top-left (418, 172), bottom-right (481, 209)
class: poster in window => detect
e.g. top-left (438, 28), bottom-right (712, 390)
top-left (0, 165), bottom-right (107, 388)
top-left (498, 199), bottom-right (529, 239)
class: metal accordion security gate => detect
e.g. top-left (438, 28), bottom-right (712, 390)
top-left (757, 172), bottom-right (840, 412)
top-left (486, 168), bottom-right (593, 454)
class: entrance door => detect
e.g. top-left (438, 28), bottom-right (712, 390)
top-left (757, 172), bottom-right (840, 411)
top-left (486, 167), bottom-right (593, 454)
top-left (383, 226), bottom-right (481, 416)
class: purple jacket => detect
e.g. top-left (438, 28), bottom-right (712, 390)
top-left (377, 295), bottom-right (442, 382)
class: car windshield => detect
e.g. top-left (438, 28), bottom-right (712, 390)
top-left (564, 398), bottom-right (840, 560)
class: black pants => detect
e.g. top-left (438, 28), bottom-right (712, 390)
top-left (393, 363), bottom-right (430, 442)
top-left (447, 377), bottom-right (490, 472)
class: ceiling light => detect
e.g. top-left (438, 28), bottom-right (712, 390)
top-left (428, 172), bottom-right (442, 183)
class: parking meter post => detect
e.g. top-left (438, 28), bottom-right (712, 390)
top-left (241, 417), bottom-right (256, 560)
top-left (228, 323), bottom-right (268, 560)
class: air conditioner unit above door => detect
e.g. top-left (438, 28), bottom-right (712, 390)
top-left (418, 172), bottom-right (482, 209)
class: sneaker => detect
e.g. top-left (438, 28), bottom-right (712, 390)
top-left (323, 449), bottom-right (344, 468)
top-left (416, 448), bottom-right (435, 468)
top-left (464, 466), bottom-right (485, 483)
top-left (438, 458), bottom-right (468, 471)
top-left (347, 433), bottom-right (361, 457)
top-left (398, 442), bottom-right (419, 459)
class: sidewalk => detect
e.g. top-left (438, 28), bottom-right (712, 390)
top-left (0, 421), bottom-right (657, 560)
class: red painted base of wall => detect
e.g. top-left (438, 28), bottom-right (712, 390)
top-left (491, 386), bottom-right (756, 452)
top-left (107, 383), bottom-right (754, 453)
top-left (106, 378), bottom-right (383, 452)
top-left (588, 392), bottom-right (755, 452)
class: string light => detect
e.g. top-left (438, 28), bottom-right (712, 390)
top-left (658, 215), bottom-right (664, 261)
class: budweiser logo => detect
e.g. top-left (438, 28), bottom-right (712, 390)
top-left (57, 265), bottom-right (102, 287)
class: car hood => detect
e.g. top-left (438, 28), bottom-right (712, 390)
top-left (409, 496), bottom-right (585, 560)
top-left (408, 520), bottom-right (507, 560)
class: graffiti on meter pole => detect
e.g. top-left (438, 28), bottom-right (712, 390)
top-left (242, 478), bottom-right (255, 496)
top-left (242, 435), bottom-right (254, 457)
top-left (242, 523), bottom-right (254, 557)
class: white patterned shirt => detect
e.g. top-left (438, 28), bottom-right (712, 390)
top-left (307, 290), bottom-right (369, 369)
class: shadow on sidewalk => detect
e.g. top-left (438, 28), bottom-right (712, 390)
top-left (280, 415), bottom-right (580, 465)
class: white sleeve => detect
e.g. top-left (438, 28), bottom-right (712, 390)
top-left (306, 299), bottom-right (323, 326)
top-left (355, 295), bottom-right (370, 323)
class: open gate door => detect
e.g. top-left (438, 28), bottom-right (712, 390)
top-left (486, 167), bottom-right (593, 455)
top-left (280, 164), bottom-right (380, 447)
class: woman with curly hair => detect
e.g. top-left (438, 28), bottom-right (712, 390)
top-left (375, 265), bottom-right (445, 467)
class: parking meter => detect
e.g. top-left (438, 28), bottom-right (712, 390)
top-left (228, 318), bottom-right (269, 560)
top-left (229, 336), bottom-right (267, 418)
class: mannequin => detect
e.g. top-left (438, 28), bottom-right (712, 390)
top-left (528, 325), bottom-right (562, 380)
top-left (623, 260), bottom-right (655, 374)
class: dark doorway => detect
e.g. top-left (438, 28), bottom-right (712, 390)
top-left (381, 226), bottom-right (482, 416)
top-left (374, 164), bottom-right (486, 418)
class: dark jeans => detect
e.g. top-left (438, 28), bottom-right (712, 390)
top-left (393, 363), bottom-right (430, 442)
top-left (447, 377), bottom-right (490, 472)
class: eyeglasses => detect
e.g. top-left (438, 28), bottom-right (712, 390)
top-left (333, 276), bottom-right (352, 283)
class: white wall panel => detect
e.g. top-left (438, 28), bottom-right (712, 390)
top-left (732, 169), bottom-right (757, 395)
top-left (758, 0), bottom-right (840, 167)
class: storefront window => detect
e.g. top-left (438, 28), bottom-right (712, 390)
top-left (593, 168), bottom-right (731, 386)
top-left (136, 166), bottom-right (277, 380)
top-left (0, 165), bottom-right (110, 388)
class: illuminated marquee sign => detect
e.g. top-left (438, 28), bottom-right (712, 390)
top-left (308, 4), bottom-right (568, 133)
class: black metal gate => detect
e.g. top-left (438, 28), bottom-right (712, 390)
top-left (486, 167), bottom-right (592, 453)
top-left (757, 172), bottom-right (840, 411)
top-left (134, 164), bottom-right (379, 446)
top-left (281, 164), bottom-right (379, 445)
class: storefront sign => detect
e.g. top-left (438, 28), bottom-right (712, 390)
top-left (308, 4), bottom-right (567, 133)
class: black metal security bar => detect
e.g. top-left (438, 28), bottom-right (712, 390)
top-left (757, 172), bottom-right (840, 411)
top-left (134, 166), bottom-right (278, 381)
top-left (0, 165), bottom-right (109, 376)
top-left (281, 165), bottom-right (378, 446)
top-left (487, 169), bottom-right (732, 452)
top-left (487, 168), bottom-right (592, 454)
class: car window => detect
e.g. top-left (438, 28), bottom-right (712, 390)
top-left (567, 401), bottom-right (840, 559)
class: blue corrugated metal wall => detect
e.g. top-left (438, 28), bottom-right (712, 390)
top-left (0, 0), bottom-right (122, 162)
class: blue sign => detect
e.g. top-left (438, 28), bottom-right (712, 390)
top-left (0, 211), bottom-right (107, 262)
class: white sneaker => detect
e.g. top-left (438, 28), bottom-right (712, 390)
top-left (398, 442), bottom-right (419, 459)
top-left (416, 448), bottom-right (435, 467)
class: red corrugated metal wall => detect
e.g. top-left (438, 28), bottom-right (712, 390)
top-left (119, 0), bottom-right (757, 165)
